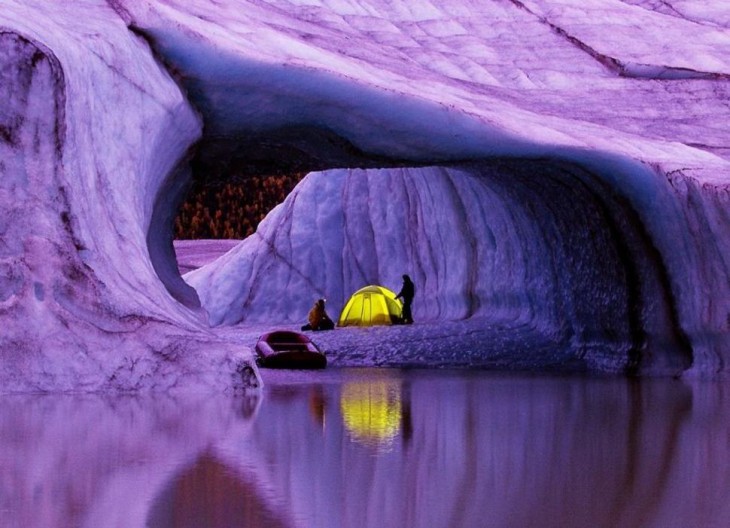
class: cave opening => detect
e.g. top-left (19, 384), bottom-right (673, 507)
top-left (126, 0), bottom-right (698, 374)
top-left (174, 172), bottom-right (306, 242)
top-left (157, 131), bottom-right (692, 376)
top-left (169, 127), bottom-right (424, 275)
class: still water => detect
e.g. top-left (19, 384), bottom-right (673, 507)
top-left (2, 369), bottom-right (729, 528)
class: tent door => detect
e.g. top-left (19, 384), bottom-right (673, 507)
top-left (363, 294), bottom-right (371, 323)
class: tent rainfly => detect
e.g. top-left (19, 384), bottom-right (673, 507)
top-left (338, 285), bottom-right (403, 327)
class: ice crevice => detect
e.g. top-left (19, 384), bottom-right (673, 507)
top-left (619, 0), bottom-right (685, 20)
top-left (618, 0), bottom-right (730, 29)
top-left (507, 0), bottom-right (729, 81)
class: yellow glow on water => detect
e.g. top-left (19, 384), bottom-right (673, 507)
top-left (340, 380), bottom-right (402, 449)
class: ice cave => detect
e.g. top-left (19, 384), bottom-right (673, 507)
top-left (1, 0), bottom-right (730, 391)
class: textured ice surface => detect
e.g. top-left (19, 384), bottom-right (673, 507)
top-left (174, 239), bottom-right (240, 274)
top-left (1, 0), bottom-right (729, 389)
top-left (0, 1), bottom-right (253, 392)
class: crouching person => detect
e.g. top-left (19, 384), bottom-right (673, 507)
top-left (301, 298), bottom-right (335, 331)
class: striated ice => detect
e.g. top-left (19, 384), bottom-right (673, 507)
top-left (0, 0), bottom-right (729, 389)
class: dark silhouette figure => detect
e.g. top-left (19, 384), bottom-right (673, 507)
top-left (301, 298), bottom-right (335, 331)
top-left (395, 274), bottom-right (415, 324)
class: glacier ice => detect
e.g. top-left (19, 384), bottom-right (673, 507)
top-left (1, 0), bottom-right (729, 389)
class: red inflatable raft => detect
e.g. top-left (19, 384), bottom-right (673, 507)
top-left (254, 330), bottom-right (327, 369)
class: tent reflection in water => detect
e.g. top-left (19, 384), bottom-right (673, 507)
top-left (338, 285), bottom-right (403, 327)
top-left (340, 379), bottom-right (403, 449)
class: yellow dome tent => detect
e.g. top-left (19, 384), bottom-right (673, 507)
top-left (338, 285), bottom-right (403, 327)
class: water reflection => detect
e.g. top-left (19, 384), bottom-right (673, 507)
top-left (147, 454), bottom-right (290, 528)
top-left (2, 371), bottom-right (730, 527)
top-left (339, 373), bottom-right (403, 450)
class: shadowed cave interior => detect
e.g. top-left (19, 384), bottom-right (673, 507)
top-left (160, 128), bottom-right (692, 376)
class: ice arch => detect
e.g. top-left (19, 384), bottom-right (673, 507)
top-left (186, 161), bottom-right (693, 374)
top-left (0, 0), bottom-right (729, 389)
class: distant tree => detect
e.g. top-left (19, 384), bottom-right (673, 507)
top-left (174, 173), bottom-right (305, 239)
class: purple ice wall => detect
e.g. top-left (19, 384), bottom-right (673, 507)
top-left (1, 0), bottom-right (729, 388)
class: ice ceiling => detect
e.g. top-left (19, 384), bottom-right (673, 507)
top-left (1, 0), bottom-right (729, 390)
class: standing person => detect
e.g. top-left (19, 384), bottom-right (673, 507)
top-left (395, 274), bottom-right (415, 324)
top-left (301, 298), bottom-right (335, 331)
